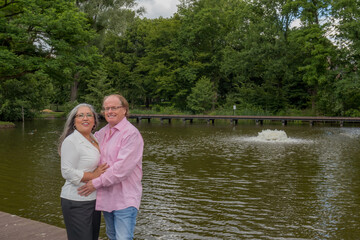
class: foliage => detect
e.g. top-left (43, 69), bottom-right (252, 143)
top-left (186, 76), bottom-right (214, 113)
top-left (0, 0), bottom-right (98, 121)
top-left (345, 109), bottom-right (360, 117)
top-left (330, 0), bottom-right (360, 116)
top-left (1, 0), bottom-right (360, 119)
top-left (83, 65), bottom-right (116, 112)
top-left (76, 0), bottom-right (141, 50)
top-left (221, 0), bottom-right (294, 112)
top-left (62, 100), bottom-right (80, 117)
top-left (0, 121), bottom-right (15, 128)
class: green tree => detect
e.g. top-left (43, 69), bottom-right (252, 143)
top-left (176, 0), bottom-right (237, 109)
top-left (330, 0), bottom-right (360, 116)
top-left (0, 0), bottom-right (99, 121)
top-left (87, 0), bottom-right (345, 116)
top-left (83, 64), bottom-right (115, 112)
top-left (286, 0), bottom-right (335, 113)
top-left (76, 0), bottom-right (142, 50)
top-left (187, 76), bottom-right (214, 113)
top-left (135, 17), bottom-right (181, 106)
top-left (101, 18), bottom-right (148, 107)
top-left (220, 0), bottom-right (295, 112)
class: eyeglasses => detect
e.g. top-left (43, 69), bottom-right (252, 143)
top-left (75, 113), bottom-right (94, 119)
top-left (102, 106), bottom-right (123, 112)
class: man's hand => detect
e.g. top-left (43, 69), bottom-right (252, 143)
top-left (78, 180), bottom-right (96, 196)
top-left (93, 163), bottom-right (109, 178)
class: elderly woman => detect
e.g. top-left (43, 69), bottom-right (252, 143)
top-left (58, 103), bottom-right (108, 240)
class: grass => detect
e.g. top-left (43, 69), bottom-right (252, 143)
top-left (0, 121), bottom-right (16, 128)
top-left (37, 111), bottom-right (66, 118)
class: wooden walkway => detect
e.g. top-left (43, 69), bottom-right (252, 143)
top-left (0, 211), bottom-right (67, 240)
top-left (129, 114), bottom-right (360, 127)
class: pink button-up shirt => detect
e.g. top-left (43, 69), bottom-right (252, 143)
top-left (93, 118), bottom-right (144, 212)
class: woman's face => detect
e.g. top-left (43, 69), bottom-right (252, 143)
top-left (74, 106), bottom-right (95, 136)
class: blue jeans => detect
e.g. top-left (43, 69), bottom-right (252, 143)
top-left (103, 207), bottom-right (138, 240)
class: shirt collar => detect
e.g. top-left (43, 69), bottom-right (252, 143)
top-left (73, 129), bottom-right (96, 144)
top-left (107, 117), bottom-right (128, 133)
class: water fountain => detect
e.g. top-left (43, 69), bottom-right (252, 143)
top-left (238, 129), bottom-right (310, 144)
top-left (257, 129), bottom-right (288, 141)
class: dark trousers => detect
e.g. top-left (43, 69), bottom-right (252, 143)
top-left (61, 198), bottom-right (101, 240)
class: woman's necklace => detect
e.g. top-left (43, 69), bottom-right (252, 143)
top-left (86, 136), bottom-right (95, 144)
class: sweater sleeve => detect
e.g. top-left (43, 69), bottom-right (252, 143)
top-left (61, 139), bottom-right (84, 186)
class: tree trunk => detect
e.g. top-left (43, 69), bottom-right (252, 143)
top-left (70, 80), bottom-right (79, 102)
top-left (311, 88), bottom-right (317, 113)
top-left (212, 92), bottom-right (217, 111)
top-left (70, 72), bottom-right (80, 102)
top-left (145, 97), bottom-right (150, 109)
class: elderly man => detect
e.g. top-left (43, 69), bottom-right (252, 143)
top-left (78, 94), bottom-right (144, 240)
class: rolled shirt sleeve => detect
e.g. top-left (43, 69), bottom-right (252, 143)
top-left (61, 138), bottom-right (84, 186)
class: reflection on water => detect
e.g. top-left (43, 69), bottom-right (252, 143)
top-left (1, 120), bottom-right (360, 239)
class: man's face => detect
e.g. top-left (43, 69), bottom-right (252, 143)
top-left (103, 96), bottom-right (126, 127)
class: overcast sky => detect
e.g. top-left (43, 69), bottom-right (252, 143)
top-left (137, 0), bottom-right (180, 19)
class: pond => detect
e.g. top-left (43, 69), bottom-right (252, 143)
top-left (1, 119), bottom-right (360, 239)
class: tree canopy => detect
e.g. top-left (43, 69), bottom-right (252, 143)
top-left (1, 0), bottom-right (360, 121)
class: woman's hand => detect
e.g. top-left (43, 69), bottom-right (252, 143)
top-left (78, 180), bottom-right (96, 196)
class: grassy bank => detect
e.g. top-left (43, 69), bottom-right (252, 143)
top-left (37, 110), bottom-right (65, 119)
top-left (0, 121), bottom-right (16, 128)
